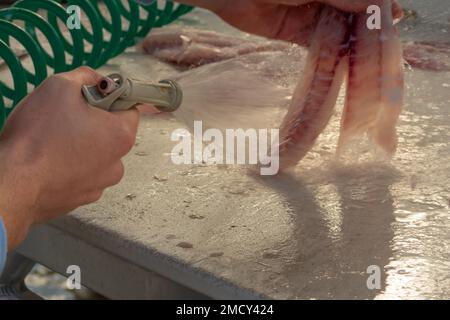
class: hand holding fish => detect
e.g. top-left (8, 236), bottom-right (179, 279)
top-left (177, 0), bottom-right (402, 45)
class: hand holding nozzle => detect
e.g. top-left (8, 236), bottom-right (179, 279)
top-left (82, 73), bottom-right (183, 113)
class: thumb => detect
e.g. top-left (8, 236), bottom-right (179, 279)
top-left (62, 66), bottom-right (104, 86)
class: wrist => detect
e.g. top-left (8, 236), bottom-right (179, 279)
top-left (0, 147), bottom-right (34, 250)
top-left (0, 208), bottom-right (30, 251)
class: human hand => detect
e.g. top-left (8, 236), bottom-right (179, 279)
top-left (0, 67), bottom-right (139, 250)
top-left (254, 0), bottom-right (403, 13)
top-left (178, 0), bottom-right (403, 45)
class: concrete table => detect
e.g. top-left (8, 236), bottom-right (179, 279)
top-left (4, 3), bottom-right (450, 299)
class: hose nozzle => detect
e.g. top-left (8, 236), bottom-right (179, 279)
top-left (82, 73), bottom-right (183, 113)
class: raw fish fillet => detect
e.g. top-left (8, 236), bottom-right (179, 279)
top-left (338, 2), bottom-right (404, 155)
top-left (277, 6), bottom-right (351, 168)
top-left (279, 0), bottom-right (404, 169)
top-left (403, 41), bottom-right (450, 71)
top-left (139, 28), bottom-right (290, 67)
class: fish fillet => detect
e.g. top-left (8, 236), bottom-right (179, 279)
top-left (278, 6), bottom-right (351, 169)
top-left (140, 28), bottom-right (290, 67)
top-left (403, 41), bottom-right (450, 71)
top-left (338, 0), bottom-right (404, 155)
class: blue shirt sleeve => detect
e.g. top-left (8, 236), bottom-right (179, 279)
top-left (0, 217), bottom-right (7, 275)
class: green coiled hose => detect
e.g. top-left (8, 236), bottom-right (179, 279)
top-left (0, 0), bottom-right (193, 128)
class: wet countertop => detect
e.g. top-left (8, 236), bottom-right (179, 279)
top-left (19, 1), bottom-right (450, 299)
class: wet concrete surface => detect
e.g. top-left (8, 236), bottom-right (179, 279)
top-left (7, 1), bottom-right (450, 299)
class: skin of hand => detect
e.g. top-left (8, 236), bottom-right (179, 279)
top-left (177, 0), bottom-right (403, 45)
top-left (0, 67), bottom-right (139, 250)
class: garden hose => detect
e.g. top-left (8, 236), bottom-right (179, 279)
top-left (0, 0), bottom-right (193, 128)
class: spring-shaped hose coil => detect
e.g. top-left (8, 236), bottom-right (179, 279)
top-left (0, 0), bottom-right (193, 127)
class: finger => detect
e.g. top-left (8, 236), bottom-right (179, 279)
top-left (112, 108), bottom-right (140, 155)
top-left (258, 0), bottom-right (313, 5)
top-left (270, 4), bottom-right (321, 45)
top-left (392, 1), bottom-right (404, 21)
top-left (79, 189), bottom-right (104, 206)
top-left (114, 108), bottom-right (140, 137)
top-left (97, 161), bottom-right (125, 189)
top-left (261, 0), bottom-right (353, 11)
top-left (61, 66), bottom-right (104, 85)
top-left (85, 105), bottom-right (139, 159)
top-left (267, 0), bottom-right (403, 22)
top-left (136, 103), bottom-right (162, 114)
